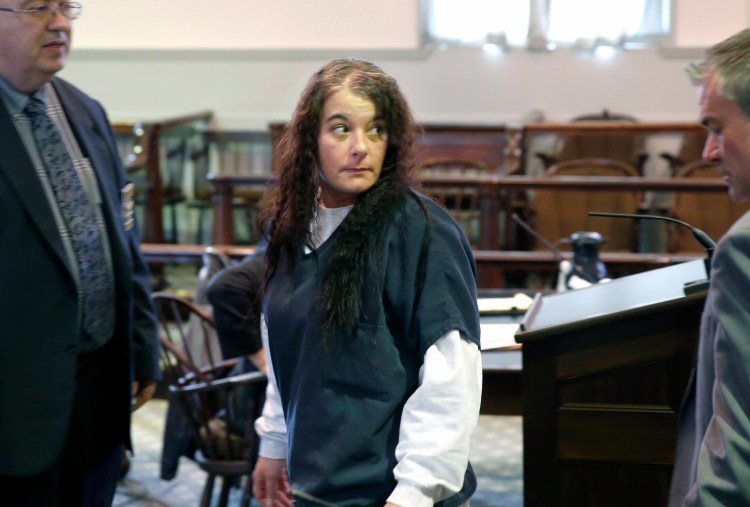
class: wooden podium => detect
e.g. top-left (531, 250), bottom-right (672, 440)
top-left (516, 259), bottom-right (709, 507)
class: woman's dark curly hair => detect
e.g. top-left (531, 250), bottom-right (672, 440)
top-left (260, 58), bottom-right (419, 338)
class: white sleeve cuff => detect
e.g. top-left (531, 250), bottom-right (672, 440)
top-left (387, 482), bottom-right (437, 507)
top-left (258, 435), bottom-right (288, 459)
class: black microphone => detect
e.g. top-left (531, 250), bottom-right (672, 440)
top-left (512, 213), bottom-right (603, 285)
top-left (588, 211), bottom-right (717, 259)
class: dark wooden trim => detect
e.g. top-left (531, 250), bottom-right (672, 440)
top-left (204, 173), bottom-right (729, 250)
top-left (523, 122), bottom-right (704, 134)
top-left (141, 243), bottom-right (256, 264)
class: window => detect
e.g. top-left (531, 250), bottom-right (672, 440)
top-left (427, 0), bottom-right (530, 46)
top-left (425, 0), bottom-right (670, 51)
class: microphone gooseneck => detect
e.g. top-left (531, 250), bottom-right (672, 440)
top-left (588, 211), bottom-right (717, 259)
top-left (511, 213), bottom-right (564, 262)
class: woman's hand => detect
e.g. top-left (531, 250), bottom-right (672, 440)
top-left (131, 380), bottom-right (157, 412)
top-left (253, 457), bottom-right (292, 507)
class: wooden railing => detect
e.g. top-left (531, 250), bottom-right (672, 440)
top-left (521, 121), bottom-right (707, 175)
top-left (140, 243), bottom-right (702, 289)
top-left (432, 174), bottom-right (730, 250)
top-left (523, 122), bottom-right (705, 134)
top-left (206, 173), bottom-right (730, 248)
top-left (140, 243), bottom-right (256, 264)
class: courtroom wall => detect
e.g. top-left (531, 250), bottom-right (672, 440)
top-left (59, 0), bottom-right (750, 128)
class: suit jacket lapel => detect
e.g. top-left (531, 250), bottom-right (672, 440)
top-left (0, 96), bottom-right (74, 276)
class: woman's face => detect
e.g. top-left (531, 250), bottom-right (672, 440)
top-left (316, 87), bottom-right (388, 208)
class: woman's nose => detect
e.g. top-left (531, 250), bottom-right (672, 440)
top-left (350, 132), bottom-right (367, 157)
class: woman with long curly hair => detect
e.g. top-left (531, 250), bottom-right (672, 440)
top-left (252, 59), bottom-right (481, 507)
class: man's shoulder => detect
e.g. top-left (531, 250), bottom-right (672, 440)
top-left (51, 77), bottom-right (100, 111)
top-left (724, 210), bottom-right (750, 240)
top-left (51, 77), bottom-right (87, 97)
top-left (736, 209), bottom-right (750, 228)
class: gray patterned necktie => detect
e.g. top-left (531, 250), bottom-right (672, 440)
top-left (24, 97), bottom-right (115, 342)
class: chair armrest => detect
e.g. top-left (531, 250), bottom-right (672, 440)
top-left (171, 371), bottom-right (267, 395)
top-left (198, 358), bottom-right (240, 377)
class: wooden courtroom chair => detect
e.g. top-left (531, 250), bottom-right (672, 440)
top-left (419, 157), bottom-right (493, 246)
top-left (530, 158), bottom-right (642, 252)
top-left (413, 124), bottom-right (508, 173)
top-left (667, 160), bottom-right (750, 253)
top-left (535, 109), bottom-right (649, 175)
top-left (660, 130), bottom-right (708, 176)
top-left (152, 292), bottom-right (267, 507)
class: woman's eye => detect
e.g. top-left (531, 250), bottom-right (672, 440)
top-left (331, 125), bottom-right (347, 135)
top-left (368, 125), bottom-right (385, 137)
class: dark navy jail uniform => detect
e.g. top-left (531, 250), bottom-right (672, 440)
top-left (263, 191), bottom-right (481, 507)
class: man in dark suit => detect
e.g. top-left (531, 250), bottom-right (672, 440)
top-left (668, 28), bottom-right (750, 506)
top-left (0, 2), bottom-right (160, 505)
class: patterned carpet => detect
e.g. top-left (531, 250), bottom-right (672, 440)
top-left (115, 400), bottom-right (523, 507)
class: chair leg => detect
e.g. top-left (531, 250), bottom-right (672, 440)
top-left (218, 476), bottom-right (232, 507)
top-left (200, 473), bottom-right (216, 507)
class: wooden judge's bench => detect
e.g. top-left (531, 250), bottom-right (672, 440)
top-left (515, 259), bottom-right (709, 507)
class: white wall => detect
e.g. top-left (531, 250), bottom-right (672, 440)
top-left (72, 0), bottom-right (420, 50)
top-left (58, 0), bottom-right (750, 129)
top-left (670, 0), bottom-right (749, 48)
